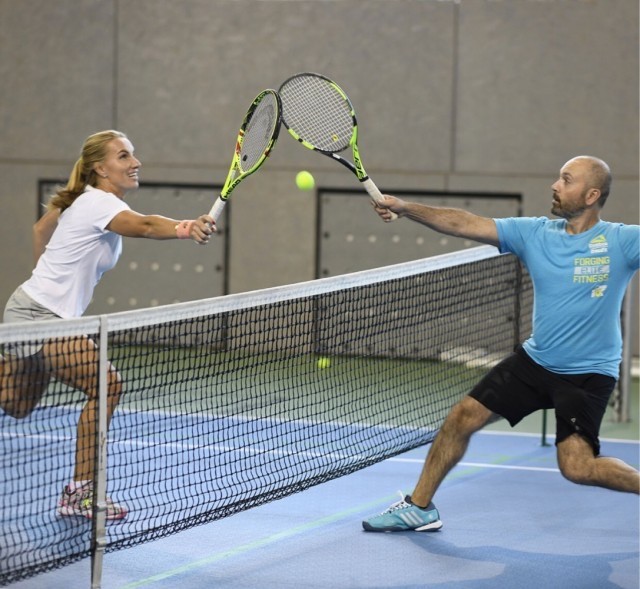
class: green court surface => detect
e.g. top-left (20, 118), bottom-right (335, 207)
top-left (45, 346), bottom-right (488, 427)
top-left (41, 344), bottom-right (638, 442)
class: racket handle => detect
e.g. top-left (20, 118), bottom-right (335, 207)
top-left (362, 178), bottom-right (398, 221)
top-left (209, 197), bottom-right (226, 223)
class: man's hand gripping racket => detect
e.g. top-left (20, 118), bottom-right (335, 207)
top-left (278, 73), bottom-right (397, 222)
top-left (209, 89), bottom-right (282, 222)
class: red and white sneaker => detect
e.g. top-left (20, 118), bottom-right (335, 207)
top-left (57, 482), bottom-right (127, 520)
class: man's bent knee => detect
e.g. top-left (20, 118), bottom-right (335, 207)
top-left (557, 434), bottom-right (597, 485)
top-left (558, 460), bottom-right (593, 485)
top-left (446, 396), bottom-right (495, 434)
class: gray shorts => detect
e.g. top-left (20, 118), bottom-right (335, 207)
top-left (3, 286), bottom-right (60, 357)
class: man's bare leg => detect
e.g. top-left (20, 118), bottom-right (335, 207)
top-left (557, 434), bottom-right (640, 494)
top-left (410, 396), bottom-right (496, 507)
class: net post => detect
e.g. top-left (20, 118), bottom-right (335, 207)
top-left (512, 258), bottom-right (523, 351)
top-left (540, 410), bottom-right (550, 447)
top-left (90, 315), bottom-right (109, 589)
top-left (614, 282), bottom-right (635, 423)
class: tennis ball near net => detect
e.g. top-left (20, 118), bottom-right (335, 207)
top-left (295, 170), bottom-right (315, 191)
top-left (316, 357), bottom-right (331, 369)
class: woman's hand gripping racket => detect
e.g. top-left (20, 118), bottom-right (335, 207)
top-left (278, 72), bottom-right (397, 221)
top-left (209, 89), bottom-right (282, 222)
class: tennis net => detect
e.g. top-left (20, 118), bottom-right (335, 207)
top-left (0, 245), bottom-right (532, 586)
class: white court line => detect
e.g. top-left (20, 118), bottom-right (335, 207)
top-left (0, 430), bottom-right (562, 471)
top-left (389, 456), bottom-right (560, 473)
top-left (478, 429), bottom-right (640, 445)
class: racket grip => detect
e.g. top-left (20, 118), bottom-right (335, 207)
top-left (209, 198), bottom-right (226, 223)
top-left (362, 178), bottom-right (398, 221)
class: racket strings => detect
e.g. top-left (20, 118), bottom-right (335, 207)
top-left (239, 93), bottom-right (279, 172)
top-left (279, 75), bottom-right (354, 153)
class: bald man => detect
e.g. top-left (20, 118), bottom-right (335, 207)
top-left (363, 156), bottom-right (640, 532)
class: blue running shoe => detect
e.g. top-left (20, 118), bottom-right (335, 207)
top-left (362, 493), bottom-right (442, 532)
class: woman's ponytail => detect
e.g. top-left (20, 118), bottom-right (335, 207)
top-left (47, 130), bottom-right (126, 213)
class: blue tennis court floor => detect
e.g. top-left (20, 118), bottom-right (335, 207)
top-left (7, 429), bottom-right (639, 589)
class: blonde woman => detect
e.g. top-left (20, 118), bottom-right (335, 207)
top-left (1, 130), bottom-right (215, 520)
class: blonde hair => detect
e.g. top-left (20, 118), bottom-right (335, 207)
top-left (47, 130), bottom-right (127, 212)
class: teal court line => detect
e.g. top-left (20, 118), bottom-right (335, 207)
top-left (120, 493), bottom-right (399, 588)
top-left (121, 458), bottom-right (563, 588)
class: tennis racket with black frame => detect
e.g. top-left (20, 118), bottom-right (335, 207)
top-left (209, 89), bottom-right (282, 221)
top-left (278, 72), bottom-right (397, 220)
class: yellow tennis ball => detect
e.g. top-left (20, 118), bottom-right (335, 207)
top-left (316, 357), bottom-right (331, 369)
top-left (296, 170), bottom-right (315, 191)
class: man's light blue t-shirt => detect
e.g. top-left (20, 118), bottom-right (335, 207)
top-left (494, 217), bottom-right (639, 379)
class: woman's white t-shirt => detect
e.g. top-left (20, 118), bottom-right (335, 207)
top-left (22, 187), bottom-right (130, 318)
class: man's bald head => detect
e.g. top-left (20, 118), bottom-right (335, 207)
top-left (564, 156), bottom-right (612, 208)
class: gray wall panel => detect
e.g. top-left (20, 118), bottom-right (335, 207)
top-left (226, 170), bottom-right (317, 293)
top-left (456, 0), bottom-right (639, 175)
top-left (0, 0), bottom-right (637, 353)
top-left (116, 0), bottom-right (456, 172)
top-left (0, 163), bottom-right (71, 306)
top-left (0, 0), bottom-right (115, 159)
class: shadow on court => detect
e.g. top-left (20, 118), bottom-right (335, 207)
top-left (396, 535), bottom-right (638, 589)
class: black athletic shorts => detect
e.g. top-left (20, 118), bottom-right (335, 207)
top-left (468, 346), bottom-right (616, 455)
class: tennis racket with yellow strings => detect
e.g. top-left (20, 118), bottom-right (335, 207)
top-left (278, 73), bottom-right (397, 220)
top-left (209, 89), bottom-right (282, 221)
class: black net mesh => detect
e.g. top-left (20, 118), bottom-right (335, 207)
top-left (0, 248), bottom-right (532, 586)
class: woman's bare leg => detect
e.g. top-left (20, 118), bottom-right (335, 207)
top-left (0, 352), bottom-right (51, 418)
top-left (44, 337), bottom-right (122, 482)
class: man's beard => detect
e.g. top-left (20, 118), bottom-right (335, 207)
top-left (551, 190), bottom-right (588, 220)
